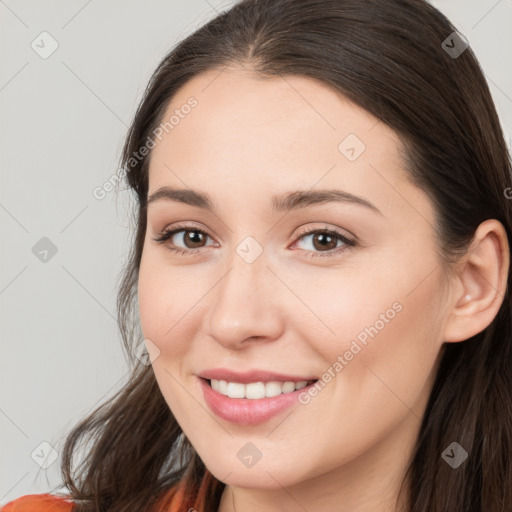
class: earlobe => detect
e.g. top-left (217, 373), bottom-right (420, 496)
top-left (442, 219), bottom-right (509, 343)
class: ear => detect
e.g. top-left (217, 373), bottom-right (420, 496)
top-left (443, 219), bottom-right (510, 343)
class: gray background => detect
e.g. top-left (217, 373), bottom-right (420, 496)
top-left (1, 0), bottom-right (511, 504)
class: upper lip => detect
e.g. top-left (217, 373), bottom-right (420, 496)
top-left (197, 368), bottom-right (318, 383)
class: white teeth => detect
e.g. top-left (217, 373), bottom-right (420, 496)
top-left (210, 379), bottom-right (314, 399)
top-left (246, 382), bottom-right (266, 399)
top-left (226, 382), bottom-right (245, 398)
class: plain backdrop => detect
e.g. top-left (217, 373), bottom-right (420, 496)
top-left (1, 0), bottom-right (511, 504)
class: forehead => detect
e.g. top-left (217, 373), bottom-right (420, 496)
top-left (152, 65), bottom-right (393, 156)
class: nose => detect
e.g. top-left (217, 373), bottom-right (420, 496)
top-left (204, 247), bottom-right (285, 349)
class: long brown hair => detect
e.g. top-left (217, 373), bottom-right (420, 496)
top-left (50, 0), bottom-right (512, 510)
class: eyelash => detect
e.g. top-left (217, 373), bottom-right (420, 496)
top-left (151, 224), bottom-right (357, 259)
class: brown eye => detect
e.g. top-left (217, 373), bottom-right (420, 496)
top-left (180, 230), bottom-right (207, 248)
top-left (310, 232), bottom-right (339, 251)
top-left (152, 226), bottom-right (215, 255)
top-left (292, 228), bottom-right (357, 259)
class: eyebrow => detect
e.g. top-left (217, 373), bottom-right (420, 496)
top-left (147, 186), bottom-right (383, 216)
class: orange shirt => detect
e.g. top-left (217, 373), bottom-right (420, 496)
top-left (1, 494), bottom-right (74, 511)
top-left (1, 485), bottom-right (186, 512)
top-left (1, 467), bottom-right (219, 511)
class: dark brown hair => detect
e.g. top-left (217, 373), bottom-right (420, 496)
top-left (49, 0), bottom-right (512, 510)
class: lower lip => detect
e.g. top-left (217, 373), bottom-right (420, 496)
top-left (199, 378), bottom-right (317, 425)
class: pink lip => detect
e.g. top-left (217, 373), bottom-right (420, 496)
top-left (198, 377), bottom-right (317, 425)
top-left (197, 368), bottom-right (318, 383)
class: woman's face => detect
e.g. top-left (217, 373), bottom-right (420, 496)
top-left (138, 65), bottom-right (452, 500)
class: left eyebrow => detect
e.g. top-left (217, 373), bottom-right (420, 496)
top-left (146, 186), bottom-right (383, 217)
top-left (271, 188), bottom-right (383, 216)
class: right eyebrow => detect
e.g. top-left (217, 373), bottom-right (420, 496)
top-left (147, 187), bottom-right (213, 210)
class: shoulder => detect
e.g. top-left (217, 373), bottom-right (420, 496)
top-left (1, 494), bottom-right (73, 511)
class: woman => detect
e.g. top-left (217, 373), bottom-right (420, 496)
top-left (3, 0), bottom-right (511, 511)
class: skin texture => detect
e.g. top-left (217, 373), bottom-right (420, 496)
top-left (137, 64), bottom-right (509, 512)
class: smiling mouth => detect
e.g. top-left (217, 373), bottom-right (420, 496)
top-left (204, 378), bottom-right (318, 400)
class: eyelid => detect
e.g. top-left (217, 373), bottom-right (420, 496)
top-left (292, 223), bottom-right (356, 242)
top-left (155, 222), bottom-right (355, 242)
top-left (152, 222), bottom-right (217, 247)
top-left (289, 225), bottom-right (357, 256)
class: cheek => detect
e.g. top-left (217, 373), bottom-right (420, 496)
top-left (137, 256), bottom-right (200, 421)
top-left (138, 259), bottom-right (166, 341)
top-left (297, 245), bottom-right (445, 415)
top-left (137, 254), bottom-right (193, 360)
top-left (312, 264), bottom-right (444, 429)
top-left (291, 273), bottom-right (444, 473)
